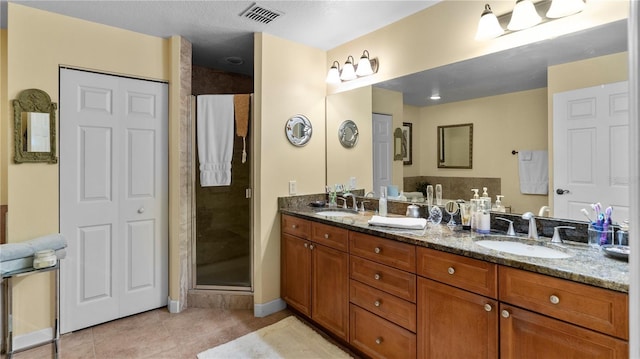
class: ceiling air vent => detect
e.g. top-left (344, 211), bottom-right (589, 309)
top-left (240, 3), bottom-right (283, 24)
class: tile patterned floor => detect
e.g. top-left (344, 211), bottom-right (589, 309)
top-left (6, 307), bottom-right (293, 359)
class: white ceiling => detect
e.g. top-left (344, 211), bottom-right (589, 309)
top-left (1, 1), bottom-right (628, 106)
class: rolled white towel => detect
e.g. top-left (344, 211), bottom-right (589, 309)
top-left (368, 215), bottom-right (427, 230)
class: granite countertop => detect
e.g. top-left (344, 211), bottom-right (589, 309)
top-left (281, 207), bottom-right (630, 293)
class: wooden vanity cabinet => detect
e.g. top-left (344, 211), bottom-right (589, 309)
top-left (349, 232), bottom-right (417, 358)
top-left (417, 247), bottom-right (499, 359)
top-left (500, 304), bottom-right (628, 359)
top-left (281, 215), bottom-right (350, 341)
top-left (499, 267), bottom-right (629, 359)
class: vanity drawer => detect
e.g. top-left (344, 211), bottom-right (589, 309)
top-left (350, 279), bottom-right (416, 332)
top-left (349, 231), bottom-right (416, 272)
top-left (281, 214), bottom-right (310, 239)
top-left (311, 222), bottom-right (348, 251)
top-left (417, 247), bottom-right (497, 299)
top-left (350, 255), bottom-right (416, 302)
top-left (350, 304), bottom-right (416, 359)
top-left (499, 266), bottom-right (628, 340)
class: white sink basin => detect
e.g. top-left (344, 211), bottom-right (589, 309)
top-left (315, 210), bottom-right (357, 217)
top-left (475, 240), bottom-right (572, 259)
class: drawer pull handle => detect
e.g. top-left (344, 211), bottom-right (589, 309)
top-left (374, 273), bottom-right (381, 280)
top-left (484, 304), bottom-right (492, 312)
top-left (309, 244), bottom-right (314, 250)
top-left (374, 300), bottom-right (381, 307)
top-left (447, 267), bottom-right (455, 275)
top-left (375, 337), bottom-right (383, 345)
top-left (324, 234), bottom-right (329, 239)
top-left (304, 243), bottom-right (308, 248)
top-left (549, 295), bottom-right (560, 304)
top-left (292, 224), bottom-right (298, 229)
top-left (501, 310), bottom-right (510, 318)
top-left (374, 247), bottom-right (381, 254)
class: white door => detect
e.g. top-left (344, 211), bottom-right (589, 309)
top-left (59, 68), bottom-right (168, 333)
top-left (553, 81), bottom-right (629, 222)
top-left (372, 113), bottom-right (392, 196)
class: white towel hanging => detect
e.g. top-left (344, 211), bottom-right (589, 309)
top-left (197, 95), bottom-right (234, 186)
top-left (518, 150), bottom-right (549, 194)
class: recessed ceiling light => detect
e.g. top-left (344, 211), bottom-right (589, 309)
top-left (224, 56), bottom-right (245, 65)
top-left (430, 94), bottom-right (441, 100)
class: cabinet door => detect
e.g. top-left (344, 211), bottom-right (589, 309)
top-left (312, 244), bottom-right (349, 341)
top-left (417, 278), bottom-right (498, 359)
top-left (500, 304), bottom-right (628, 359)
top-left (281, 233), bottom-right (311, 316)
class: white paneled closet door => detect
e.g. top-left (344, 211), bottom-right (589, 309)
top-left (59, 68), bottom-right (168, 333)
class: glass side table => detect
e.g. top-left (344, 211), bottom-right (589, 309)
top-left (1, 262), bottom-right (60, 359)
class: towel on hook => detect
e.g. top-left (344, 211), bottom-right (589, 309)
top-left (518, 150), bottom-right (549, 194)
top-left (197, 95), bottom-right (234, 186)
top-left (234, 94), bottom-right (250, 163)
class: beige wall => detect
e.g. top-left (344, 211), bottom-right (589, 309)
top-left (419, 88), bottom-right (549, 214)
top-left (6, 3), bottom-right (174, 335)
top-left (253, 33), bottom-right (326, 305)
top-left (326, 86), bottom-right (373, 190)
top-left (547, 52), bottom-right (629, 213)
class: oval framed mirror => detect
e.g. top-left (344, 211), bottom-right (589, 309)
top-left (285, 114), bottom-right (312, 146)
top-left (338, 120), bottom-right (359, 148)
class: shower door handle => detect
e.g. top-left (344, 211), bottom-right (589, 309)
top-left (246, 188), bottom-right (252, 199)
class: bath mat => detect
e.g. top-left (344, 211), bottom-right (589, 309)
top-left (197, 315), bottom-right (353, 359)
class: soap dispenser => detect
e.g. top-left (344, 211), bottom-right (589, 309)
top-left (480, 187), bottom-right (491, 211)
top-left (470, 189), bottom-right (480, 231)
top-left (492, 195), bottom-right (506, 213)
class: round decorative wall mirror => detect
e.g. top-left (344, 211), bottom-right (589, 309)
top-left (338, 120), bottom-right (359, 148)
top-left (285, 114), bottom-right (312, 146)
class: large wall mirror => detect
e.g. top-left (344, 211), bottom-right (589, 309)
top-left (437, 123), bottom-right (472, 169)
top-left (12, 88), bottom-right (58, 164)
top-left (324, 19), bottom-right (627, 219)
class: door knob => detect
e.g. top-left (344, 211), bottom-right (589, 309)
top-left (138, 207), bottom-right (145, 214)
top-left (556, 188), bottom-right (570, 195)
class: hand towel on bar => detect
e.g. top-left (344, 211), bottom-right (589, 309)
top-left (234, 94), bottom-right (250, 163)
top-left (518, 150), bottom-right (549, 194)
top-left (368, 215), bottom-right (427, 230)
top-left (197, 95), bottom-right (234, 186)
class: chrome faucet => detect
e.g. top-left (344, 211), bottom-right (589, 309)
top-left (343, 193), bottom-right (358, 211)
top-left (522, 212), bottom-right (538, 239)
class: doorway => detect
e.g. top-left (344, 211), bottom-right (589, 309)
top-left (372, 113), bottom-right (393, 196)
top-left (59, 68), bottom-right (169, 333)
top-left (193, 95), bottom-right (252, 290)
top-left (553, 81), bottom-right (629, 221)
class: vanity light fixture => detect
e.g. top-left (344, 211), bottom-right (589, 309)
top-left (475, 4), bottom-right (504, 40)
top-left (355, 50), bottom-right (375, 76)
top-left (339, 55), bottom-right (357, 81)
top-left (507, 0), bottom-right (541, 31)
top-left (326, 61), bottom-right (341, 84)
top-left (326, 50), bottom-right (379, 83)
top-left (546, 0), bottom-right (585, 18)
top-left (476, 0), bottom-right (585, 40)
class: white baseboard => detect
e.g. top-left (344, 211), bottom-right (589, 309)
top-left (13, 327), bottom-right (53, 351)
top-left (168, 297), bottom-right (180, 313)
top-left (254, 298), bottom-right (286, 317)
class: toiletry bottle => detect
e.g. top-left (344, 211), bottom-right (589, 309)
top-left (492, 195), bottom-right (506, 212)
top-left (379, 186), bottom-right (388, 217)
top-left (481, 187), bottom-right (491, 211)
top-left (470, 189), bottom-right (480, 231)
top-left (476, 198), bottom-right (491, 234)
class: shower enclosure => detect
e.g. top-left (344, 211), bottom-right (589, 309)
top-left (192, 94), bottom-right (252, 291)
